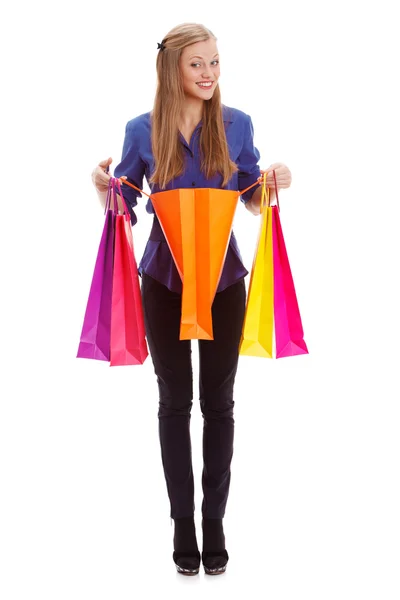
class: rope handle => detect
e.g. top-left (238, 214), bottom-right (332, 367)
top-left (112, 169), bottom-right (280, 212)
top-left (104, 177), bottom-right (132, 220)
top-left (258, 170), bottom-right (280, 213)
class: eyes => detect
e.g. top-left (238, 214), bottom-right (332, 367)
top-left (190, 60), bottom-right (219, 68)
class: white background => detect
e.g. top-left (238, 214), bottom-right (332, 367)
top-left (1, 0), bottom-right (399, 598)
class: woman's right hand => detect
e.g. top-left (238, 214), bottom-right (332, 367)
top-left (91, 157), bottom-right (113, 192)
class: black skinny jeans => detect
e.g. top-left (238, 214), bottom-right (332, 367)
top-left (141, 272), bottom-right (246, 519)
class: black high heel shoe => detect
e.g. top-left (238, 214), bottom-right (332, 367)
top-left (173, 550), bottom-right (201, 575)
top-left (172, 517), bottom-right (200, 576)
top-left (201, 518), bottom-right (229, 575)
top-left (201, 549), bottom-right (229, 575)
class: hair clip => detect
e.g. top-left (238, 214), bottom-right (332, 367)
top-left (157, 41), bottom-right (166, 51)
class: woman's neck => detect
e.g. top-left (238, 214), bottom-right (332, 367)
top-left (180, 95), bottom-right (204, 127)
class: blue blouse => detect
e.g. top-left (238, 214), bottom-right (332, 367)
top-left (113, 104), bottom-right (261, 294)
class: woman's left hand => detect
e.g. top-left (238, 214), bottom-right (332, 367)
top-left (258, 163), bottom-right (292, 191)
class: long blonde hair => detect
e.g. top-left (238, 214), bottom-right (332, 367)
top-left (149, 22), bottom-right (238, 190)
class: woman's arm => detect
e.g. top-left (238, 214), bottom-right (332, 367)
top-left (109, 118), bottom-right (147, 226)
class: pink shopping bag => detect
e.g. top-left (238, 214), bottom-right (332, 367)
top-left (109, 179), bottom-right (148, 366)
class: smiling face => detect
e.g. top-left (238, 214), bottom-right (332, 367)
top-left (179, 38), bottom-right (220, 100)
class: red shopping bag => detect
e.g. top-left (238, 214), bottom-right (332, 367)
top-left (110, 179), bottom-right (148, 366)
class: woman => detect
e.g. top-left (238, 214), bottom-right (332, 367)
top-left (92, 22), bottom-right (292, 576)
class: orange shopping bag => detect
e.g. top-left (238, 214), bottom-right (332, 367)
top-left (150, 188), bottom-right (239, 340)
top-left (118, 179), bottom-right (259, 340)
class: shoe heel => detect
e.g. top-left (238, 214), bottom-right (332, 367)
top-left (204, 565), bottom-right (227, 575)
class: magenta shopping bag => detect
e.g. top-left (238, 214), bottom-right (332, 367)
top-left (272, 205), bottom-right (308, 358)
top-left (76, 181), bottom-right (117, 361)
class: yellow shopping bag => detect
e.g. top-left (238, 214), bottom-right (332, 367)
top-left (239, 175), bottom-right (274, 358)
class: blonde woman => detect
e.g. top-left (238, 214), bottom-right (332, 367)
top-left (92, 22), bottom-right (292, 576)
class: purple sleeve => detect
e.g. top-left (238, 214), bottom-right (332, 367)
top-left (113, 121), bottom-right (146, 226)
top-left (237, 114), bottom-right (261, 204)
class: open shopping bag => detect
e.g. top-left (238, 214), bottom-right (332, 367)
top-left (150, 187), bottom-right (240, 340)
top-left (239, 173), bottom-right (308, 358)
top-left (77, 178), bottom-right (148, 366)
top-left (118, 178), bottom-right (260, 341)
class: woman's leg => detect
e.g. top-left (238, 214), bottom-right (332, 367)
top-left (141, 273), bottom-right (195, 519)
top-left (198, 278), bottom-right (246, 519)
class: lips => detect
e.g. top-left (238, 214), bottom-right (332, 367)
top-left (197, 81), bottom-right (213, 88)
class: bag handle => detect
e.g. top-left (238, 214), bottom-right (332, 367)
top-left (114, 177), bottom-right (131, 221)
top-left (104, 177), bottom-right (131, 220)
top-left (259, 170), bottom-right (280, 213)
top-left (272, 170), bottom-right (280, 212)
top-left (104, 177), bottom-right (120, 215)
top-left (104, 177), bottom-right (114, 215)
top-left (260, 172), bottom-right (270, 212)
top-left (113, 169), bottom-right (281, 212)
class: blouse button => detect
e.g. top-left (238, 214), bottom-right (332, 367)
top-left (192, 181), bottom-right (196, 186)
